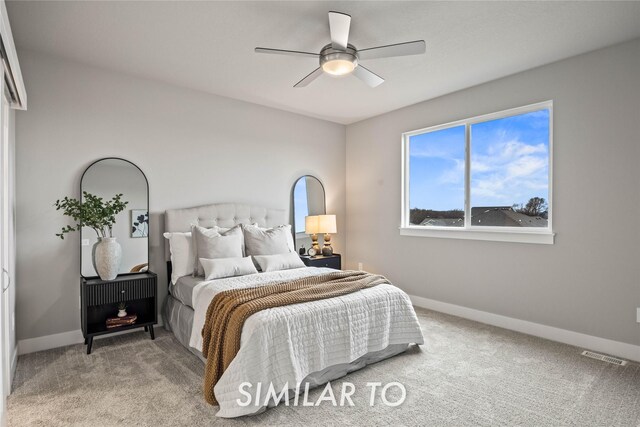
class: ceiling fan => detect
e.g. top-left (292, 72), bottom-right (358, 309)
top-left (255, 11), bottom-right (426, 88)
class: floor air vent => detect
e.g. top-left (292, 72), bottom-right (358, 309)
top-left (581, 350), bottom-right (627, 366)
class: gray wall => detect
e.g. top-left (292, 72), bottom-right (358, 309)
top-left (15, 50), bottom-right (346, 342)
top-left (346, 38), bottom-right (640, 346)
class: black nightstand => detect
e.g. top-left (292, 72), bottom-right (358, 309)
top-left (300, 254), bottom-right (341, 270)
top-left (80, 272), bottom-right (157, 354)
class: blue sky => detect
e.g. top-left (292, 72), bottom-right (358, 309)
top-left (409, 109), bottom-right (549, 211)
top-left (294, 178), bottom-right (308, 233)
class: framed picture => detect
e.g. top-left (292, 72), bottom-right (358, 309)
top-left (131, 209), bottom-right (149, 238)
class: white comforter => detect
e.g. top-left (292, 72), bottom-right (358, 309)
top-left (190, 267), bottom-right (424, 418)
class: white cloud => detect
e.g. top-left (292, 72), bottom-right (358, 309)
top-left (410, 145), bottom-right (450, 158)
top-left (486, 140), bottom-right (546, 162)
top-left (506, 156), bottom-right (546, 178)
top-left (471, 160), bottom-right (492, 172)
top-left (436, 139), bottom-right (548, 195)
top-left (472, 175), bottom-right (505, 198)
top-left (410, 125), bottom-right (549, 207)
top-left (471, 139), bottom-right (548, 204)
top-left (438, 159), bottom-right (464, 185)
top-left (410, 142), bottom-right (463, 159)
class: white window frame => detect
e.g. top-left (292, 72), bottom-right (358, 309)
top-left (400, 101), bottom-right (554, 245)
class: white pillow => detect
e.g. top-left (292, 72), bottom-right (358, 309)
top-left (243, 224), bottom-right (294, 256)
top-left (200, 256), bottom-right (258, 280)
top-left (163, 231), bottom-right (194, 285)
top-left (258, 224), bottom-right (295, 253)
top-left (253, 252), bottom-right (305, 272)
top-left (212, 224), bottom-right (254, 257)
top-left (192, 225), bottom-right (244, 276)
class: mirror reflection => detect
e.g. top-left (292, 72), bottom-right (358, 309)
top-left (81, 158), bottom-right (149, 277)
top-left (292, 175), bottom-right (326, 251)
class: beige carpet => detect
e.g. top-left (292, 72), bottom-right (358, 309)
top-left (8, 308), bottom-right (640, 426)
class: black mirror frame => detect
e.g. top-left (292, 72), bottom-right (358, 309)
top-left (79, 157), bottom-right (150, 278)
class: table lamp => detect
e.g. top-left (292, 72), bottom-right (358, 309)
top-left (317, 214), bottom-right (337, 256)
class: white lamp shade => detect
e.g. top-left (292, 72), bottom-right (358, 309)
top-left (317, 214), bottom-right (337, 234)
top-left (305, 215), bottom-right (319, 234)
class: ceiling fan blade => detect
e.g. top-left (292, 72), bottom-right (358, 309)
top-left (294, 67), bottom-right (324, 88)
top-left (357, 40), bottom-right (426, 60)
top-left (352, 65), bottom-right (384, 88)
top-left (255, 47), bottom-right (319, 58)
top-left (328, 11), bottom-right (351, 50)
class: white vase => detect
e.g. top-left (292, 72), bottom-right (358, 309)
top-left (94, 237), bottom-right (122, 281)
top-left (117, 309), bottom-right (127, 318)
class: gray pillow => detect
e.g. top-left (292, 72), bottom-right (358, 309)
top-left (242, 224), bottom-right (293, 256)
top-left (213, 224), bottom-right (249, 256)
top-left (192, 225), bottom-right (243, 276)
top-left (253, 252), bottom-right (306, 272)
top-left (258, 224), bottom-right (295, 252)
top-left (200, 256), bottom-right (258, 280)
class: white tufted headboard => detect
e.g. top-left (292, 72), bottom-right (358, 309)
top-left (164, 203), bottom-right (286, 262)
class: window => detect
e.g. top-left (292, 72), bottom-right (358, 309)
top-left (401, 101), bottom-right (553, 244)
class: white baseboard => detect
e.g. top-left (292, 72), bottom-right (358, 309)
top-left (409, 294), bottom-right (640, 363)
top-left (17, 320), bottom-right (163, 356)
top-left (18, 329), bottom-right (83, 355)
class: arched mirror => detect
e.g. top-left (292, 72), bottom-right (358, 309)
top-left (291, 175), bottom-right (326, 251)
top-left (80, 158), bottom-right (149, 277)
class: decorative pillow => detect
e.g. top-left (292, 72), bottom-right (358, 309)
top-left (253, 252), bottom-right (306, 272)
top-left (163, 231), bottom-right (194, 285)
top-left (258, 224), bottom-right (295, 253)
top-left (200, 256), bottom-right (258, 280)
top-left (243, 224), bottom-right (293, 256)
top-left (192, 225), bottom-right (243, 276)
top-left (212, 223), bottom-right (256, 256)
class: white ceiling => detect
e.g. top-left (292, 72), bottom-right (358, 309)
top-left (7, 1), bottom-right (640, 124)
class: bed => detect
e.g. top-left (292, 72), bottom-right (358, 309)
top-left (162, 203), bottom-right (424, 418)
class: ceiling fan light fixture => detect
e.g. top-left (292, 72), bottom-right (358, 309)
top-left (322, 58), bottom-right (356, 76)
top-left (319, 45), bottom-right (358, 77)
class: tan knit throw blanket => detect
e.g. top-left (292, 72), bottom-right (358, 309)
top-left (201, 270), bottom-right (388, 405)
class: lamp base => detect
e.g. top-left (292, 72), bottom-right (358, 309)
top-left (310, 234), bottom-right (320, 254)
top-left (322, 234), bottom-right (333, 256)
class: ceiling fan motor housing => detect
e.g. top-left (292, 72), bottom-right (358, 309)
top-left (320, 43), bottom-right (358, 75)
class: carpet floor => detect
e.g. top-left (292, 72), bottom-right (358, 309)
top-left (8, 307), bottom-right (640, 426)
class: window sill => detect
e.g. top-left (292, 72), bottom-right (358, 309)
top-left (399, 226), bottom-right (555, 245)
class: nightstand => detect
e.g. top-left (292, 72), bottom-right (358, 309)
top-left (80, 272), bottom-right (157, 354)
top-left (300, 254), bottom-right (341, 270)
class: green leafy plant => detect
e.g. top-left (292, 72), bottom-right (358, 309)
top-left (117, 302), bottom-right (127, 311)
top-left (54, 192), bottom-right (128, 239)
